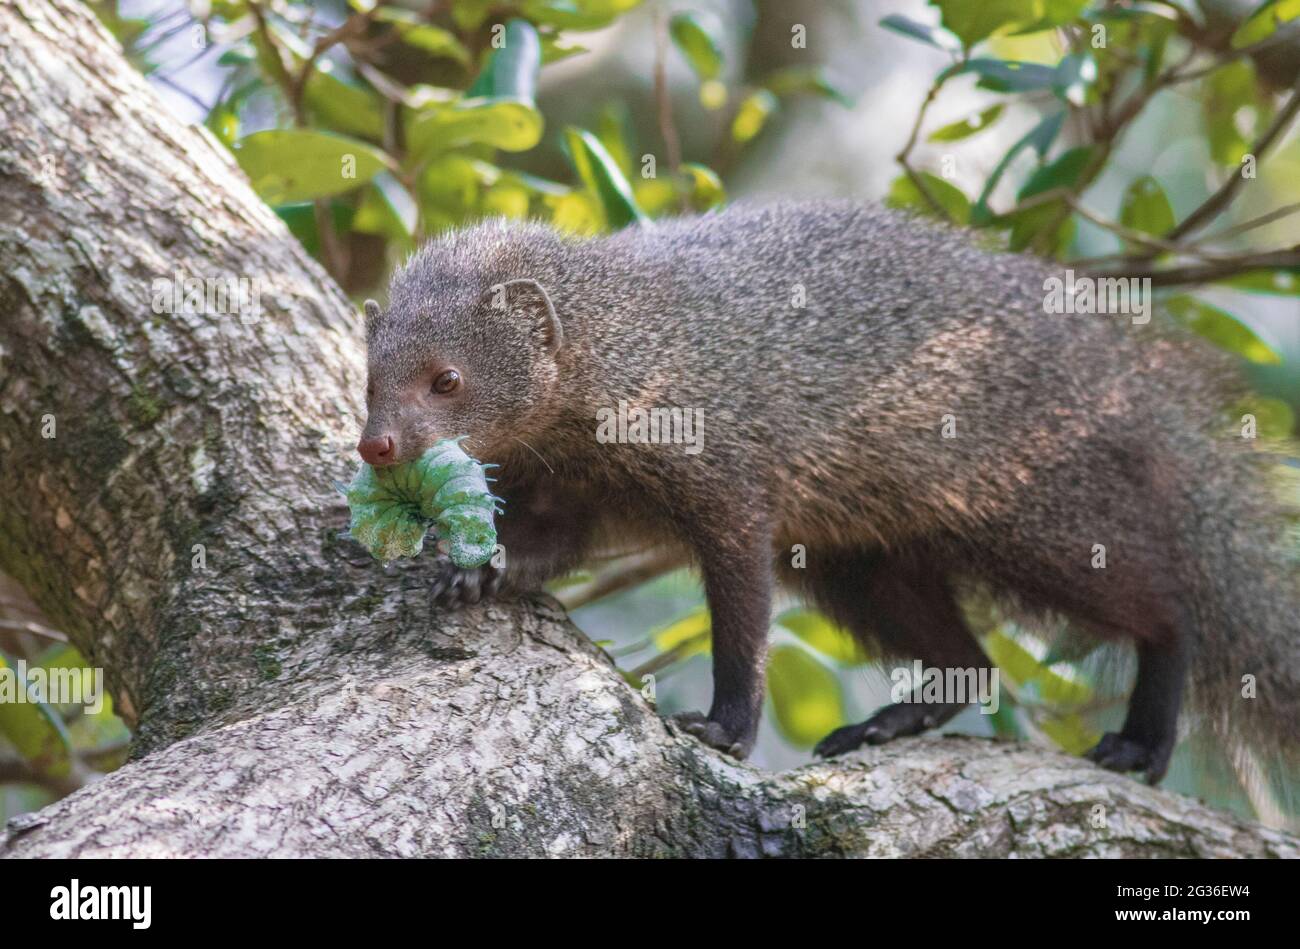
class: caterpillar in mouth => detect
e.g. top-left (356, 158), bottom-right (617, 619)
top-left (345, 437), bottom-right (500, 569)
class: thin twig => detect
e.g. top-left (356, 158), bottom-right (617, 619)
top-left (896, 75), bottom-right (955, 221)
top-left (557, 549), bottom-right (685, 611)
top-left (1013, 187), bottom-right (1223, 261)
top-left (0, 619), bottom-right (68, 642)
top-left (1166, 80), bottom-right (1300, 240)
top-left (1090, 246), bottom-right (1300, 287)
top-left (1206, 201), bottom-right (1300, 242)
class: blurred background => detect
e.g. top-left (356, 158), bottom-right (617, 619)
top-left (4, 0), bottom-right (1298, 825)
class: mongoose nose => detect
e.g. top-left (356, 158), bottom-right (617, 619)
top-left (358, 434), bottom-right (396, 466)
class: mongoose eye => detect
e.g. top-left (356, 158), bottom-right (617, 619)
top-left (432, 370), bottom-right (461, 395)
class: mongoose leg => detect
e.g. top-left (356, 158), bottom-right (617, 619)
top-left (432, 478), bottom-right (596, 609)
top-left (1086, 634), bottom-right (1190, 784)
top-left (975, 527), bottom-right (1192, 784)
top-left (673, 515), bottom-right (773, 759)
top-left (798, 549), bottom-right (993, 758)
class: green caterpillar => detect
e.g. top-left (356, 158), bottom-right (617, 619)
top-left (345, 437), bottom-right (500, 568)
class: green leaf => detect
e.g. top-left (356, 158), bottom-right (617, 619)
top-left (0, 653), bottom-right (73, 778)
top-left (981, 629), bottom-right (1044, 684)
top-left (417, 155), bottom-right (485, 229)
top-left (775, 608), bottom-right (871, 665)
top-left (947, 58), bottom-right (1059, 93)
top-left (982, 629), bottom-right (1091, 707)
top-left (1006, 203), bottom-right (1075, 254)
top-left (596, 101), bottom-right (636, 179)
top-left (970, 109), bottom-right (1064, 225)
top-left (540, 34), bottom-right (589, 64)
top-left (206, 104), bottom-right (239, 148)
top-left (633, 177), bottom-right (678, 215)
top-left (563, 126), bottom-right (647, 228)
top-left (1119, 175), bottom-right (1174, 238)
top-left (670, 11), bottom-right (724, 82)
top-left (928, 104), bottom-right (1004, 142)
top-left (407, 99), bottom-right (544, 157)
top-left (730, 90), bottom-right (778, 143)
top-left (86, 0), bottom-right (149, 48)
top-left (354, 172), bottom-right (419, 242)
top-left (483, 181), bottom-right (532, 218)
top-left (274, 203), bottom-right (321, 255)
top-left (1165, 296), bottom-right (1282, 365)
top-left (762, 66), bottom-right (853, 106)
top-left (303, 67), bottom-right (386, 140)
top-left (250, 24), bottom-right (384, 140)
top-left (520, 0), bottom-right (643, 32)
top-left (467, 19), bottom-right (541, 101)
top-left (1217, 268), bottom-right (1300, 295)
top-left (375, 9), bottom-right (472, 65)
top-left (930, 0), bottom-right (1040, 47)
top-left (766, 645), bottom-right (846, 748)
top-left (451, 0), bottom-right (493, 30)
top-left (886, 172), bottom-right (971, 225)
top-left (1002, 147), bottom-right (1091, 252)
top-left (1203, 60), bottom-right (1271, 166)
top-left (1016, 145), bottom-right (1094, 201)
top-left (652, 606), bottom-right (712, 659)
top-left (1231, 0), bottom-right (1300, 50)
top-left (1040, 713), bottom-right (1100, 755)
top-left (543, 190), bottom-right (604, 235)
top-left (879, 13), bottom-right (961, 50)
top-left (1053, 51), bottom-right (1097, 105)
top-left (679, 162), bottom-right (726, 211)
top-left (234, 130), bottom-right (389, 204)
top-left (1234, 396), bottom-right (1296, 439)
top-left (1010, 0), bottom-right (1090, 33)
top-left (987, 702), bottom-right (1024, 739)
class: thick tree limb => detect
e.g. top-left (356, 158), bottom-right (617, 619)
top-left (0, 0), bottom-right (1294, 858)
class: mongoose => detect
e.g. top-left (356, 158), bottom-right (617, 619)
top-left (358, 201), bottom-right (1298, 782)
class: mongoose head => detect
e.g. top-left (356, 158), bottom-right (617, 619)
top-left (357, 223), bottom-right (564, 466)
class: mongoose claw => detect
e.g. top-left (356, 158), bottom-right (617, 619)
top-left (1086, 732), bottom-right (1173, 785)
top-left (429, 556), bottom-right (504, 611)
top-left (669, 711), bottom-right (747, 759)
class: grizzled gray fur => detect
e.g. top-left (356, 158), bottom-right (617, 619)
top-left (360, 201), bottom-right (1297, 780)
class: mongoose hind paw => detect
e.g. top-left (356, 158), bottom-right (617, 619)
top-left (1086, 732), bottom-right (1173, 785)
top-left (815, 701), bottom-right (966, 758)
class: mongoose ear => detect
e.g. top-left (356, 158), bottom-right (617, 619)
top-left (363, 299), bottom-right (382, 332)
top-left (497, 278), bottom-right (563, 355)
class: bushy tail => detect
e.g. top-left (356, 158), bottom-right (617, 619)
top-left (1179, 432), bottom-right (1300, 822)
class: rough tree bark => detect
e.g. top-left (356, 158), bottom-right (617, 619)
top-left (0, 0), bottom-right (1294, 858)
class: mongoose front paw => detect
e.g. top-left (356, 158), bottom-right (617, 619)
top-left (429, 555), bottom-right (504, 610)
top-left (669, 711), bottom-right (752, 759)
top-left (1085, 731), bottom-right (1174, 785)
